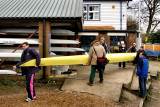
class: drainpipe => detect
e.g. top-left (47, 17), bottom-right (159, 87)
top-left (136, 0), bottom-right (142, 50)
top-left (120, 0), bottom-right (122, 30)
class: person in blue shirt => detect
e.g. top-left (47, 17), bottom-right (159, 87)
top-left (100, 37), bottom-right (108, 54)
top-left (100, 37), bottom-right (108, 72)
top-left (136, 51), bottom-right (149, 98)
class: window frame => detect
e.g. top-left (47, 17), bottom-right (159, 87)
top-left (83, 4), bottom-right (101, 21)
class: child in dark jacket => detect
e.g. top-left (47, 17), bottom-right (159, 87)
top-left (136, 51), bottom-right (149, 98)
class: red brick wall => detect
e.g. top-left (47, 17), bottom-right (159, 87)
top-left (127, 33), bottom-right (137, 51)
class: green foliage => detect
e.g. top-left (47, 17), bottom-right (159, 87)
top-left (1, 80), bottom-right (17, 86)
top-left (146, 86), bottom-right (152, 102)
top-left (148, 30), bottom-right (160, 43)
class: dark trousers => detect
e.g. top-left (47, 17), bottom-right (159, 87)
top-left (102, 65), bottom-right (105, 71)
top-left (139, 77), bottom-right (147, 98)
top-left (89, 65), bottom-right (103, 84)
top-left (119, 62), bottom-right (125, 68)
top-left (26, 73), bottom-right (35, 100)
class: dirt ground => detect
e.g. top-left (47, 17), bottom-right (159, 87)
top-left (144, 72), bottom-right (160, 107)
top-left (0, 75), bottom-right (120, 107)
top-left (0, 61), bottom-right (160, 107)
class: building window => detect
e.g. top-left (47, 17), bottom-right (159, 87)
top-left (83, 4), bottom-right (100, 21)
top-left (110, 36), bottom-right (125, 53)
top-left (81, 36), bottom-right (96, 52)
top-left (83, 5), bottom-right (87, 20)
top-left (110, 36), bottom-right (125, 46)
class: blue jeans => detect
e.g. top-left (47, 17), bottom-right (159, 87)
top-left (139, 77), bottom-right (147, 98)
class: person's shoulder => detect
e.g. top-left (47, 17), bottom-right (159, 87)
top-left (99, 45), bottom-right (104, 48)
top-left (28, 48), bottom-right (33, 51)
top-left (28, 48), bottom-right (37, 53)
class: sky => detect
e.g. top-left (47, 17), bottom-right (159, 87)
top-left (127, 0), bottom-right (160, 33)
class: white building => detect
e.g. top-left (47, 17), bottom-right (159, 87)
top-left (80, 0), bottom-right (134, 52)
top-left (83, 0), bottom-right (130, 30)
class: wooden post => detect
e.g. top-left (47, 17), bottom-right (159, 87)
top-left (38, 21), bottom-right (43, 77)
top-left (45, 21), bottom-right (51, 76)
top-left (39, 21), bottom-right (51, 78)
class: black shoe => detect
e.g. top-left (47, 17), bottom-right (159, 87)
top-left (99, 81), bottom-right (103, 83)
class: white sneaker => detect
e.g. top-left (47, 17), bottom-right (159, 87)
top-left (34, 96), bottom-right (36, 99)
top-left (26, 98), bottom-right (33, 102)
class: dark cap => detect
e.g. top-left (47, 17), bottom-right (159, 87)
top-left (140, 46), bottom-right (144, 49)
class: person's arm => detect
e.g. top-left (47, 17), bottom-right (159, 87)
top-left (139, 59), bottom-right (143, 70)
top-left (15, 52), bottom-right (25, 68)
top-left (135, 47), bottom-right (137, 52)
top-left (13, 56), bottom-right (23, 71)
top-left (16, 61), bottom-right (22, 68)
top-left (124, 47), bottom-right (127, 52)
top-left (136, 59), bottom-right (143, 76)
top-left (134, 51), bottom-right (140, 64)
top-left (119, 46), bottom-right (122, 53)
top-left (103, 47), bottom-right (107, 57)
top-left (30, 49), bottom-right (41, 67)
top-left (126, 46), bottom-right (132, 52)
top-left (105, 43), bottom-right (108, 53)
top-left (88, 47), bottom-right (93, 65)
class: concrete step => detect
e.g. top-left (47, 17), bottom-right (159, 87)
top-left (62, 79), bottom-right (123, 102)
top-left (122, 90), bottom-right (145, 107)
top-left (122, 90), bottom-right (139, 101)
top-left (62, 64), bottom-right (137, 102)
top-left (150, 70), bottom-right (158, 77)
top-left (129, 72), bottom-right (151, 90)
top-left (103, 64), bottom-right (135, 89)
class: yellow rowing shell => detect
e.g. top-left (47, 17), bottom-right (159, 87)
top-left (20, 53), bottom-right (136, 67)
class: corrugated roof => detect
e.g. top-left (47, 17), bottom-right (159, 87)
top-left (0, 0), bottom-right (83, 18)
top-left (84, 0), bottom-right (132, 1)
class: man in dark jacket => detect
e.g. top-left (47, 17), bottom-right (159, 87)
top-left (136, 51), bottom-right (149, 98)
top-left (134, 46), bottom-right (147, 64)
top-left (126, 43), bottom-right (137, 52)
top-left (13, 42), bottom-right (41, 102)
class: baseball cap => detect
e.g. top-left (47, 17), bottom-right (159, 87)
top-left (100, 37), bottom-right (105, 40)
top-left (140, 46), bottom-right (144, 48)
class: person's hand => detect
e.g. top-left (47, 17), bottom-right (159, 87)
top-left (136, 75), bottom-right (138, 77)
top-left (35, 65), bottom-right (38, 68)
top-left (13, 66), bottom-right (16, 71)
top-left (87, 63), bottom-right (91, 66)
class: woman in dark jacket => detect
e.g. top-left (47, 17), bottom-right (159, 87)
top-left (119, 41), bottom-right (126, 68)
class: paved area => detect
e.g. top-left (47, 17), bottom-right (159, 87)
top-left (62, 64), bottom-right (135, 102)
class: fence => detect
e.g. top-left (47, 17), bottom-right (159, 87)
top-left (143, 44), bottom-right (160, 51)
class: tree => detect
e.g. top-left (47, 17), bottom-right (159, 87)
top-left (148, 30), bottom-right (160, 43)
top-left (128, 0), bottom-right (160, 37)
top-left (127, 16), bottom-right (139, 30)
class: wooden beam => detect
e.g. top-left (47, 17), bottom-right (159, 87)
top-left (38, 21), bottom-right (43, 77)
top-left (83, 26), bottom-right (115, 30)
top-left (45, 21), bottom-right (51, 76)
